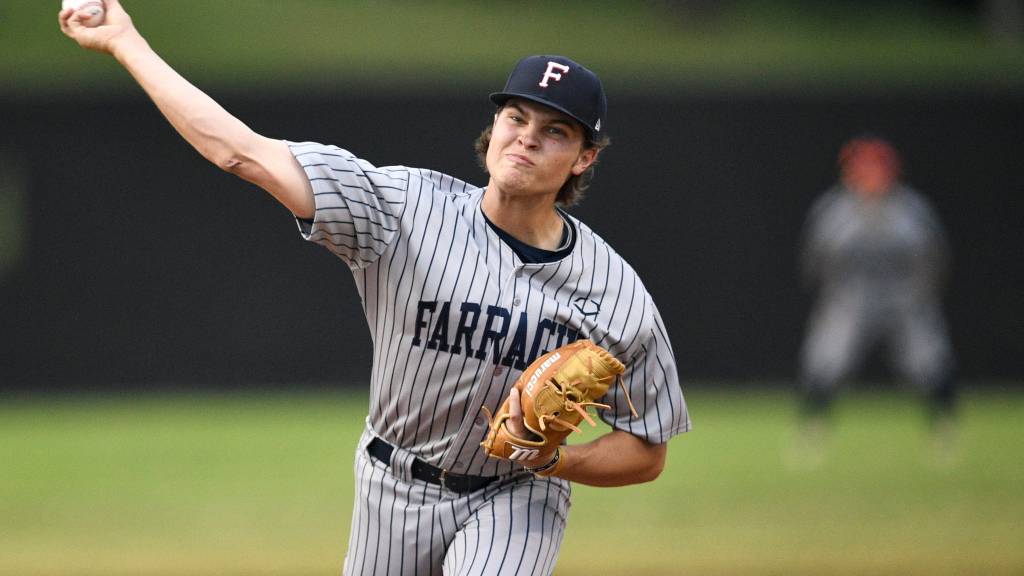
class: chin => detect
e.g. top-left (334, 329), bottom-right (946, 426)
top-left (492, 172), bottom-right (532, 194)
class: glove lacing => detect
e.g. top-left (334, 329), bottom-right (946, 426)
top-left (537, 372), bottom-right (639, 433)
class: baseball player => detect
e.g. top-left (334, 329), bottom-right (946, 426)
top-left (797, 135), bottom-right (957, 443)
top-left (60, 3), bottom-right (690, 575)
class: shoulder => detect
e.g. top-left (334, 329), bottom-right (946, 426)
top-left (406, 167), bottom-right (483, 201)
top-left (286, 141), bottom-right (482, 200)
top-left (286, 141), bottom-right (409, 187)
top-left (809, 186), bottom-right (847, 214)
top-left (892, 184), bottom-right (944, 226)
top-left (568, 215), bottom-right (646, 282)
top-left (892, 184), bottom-right (933, 209)
top-left (568, 214), bottom-right (659, 330)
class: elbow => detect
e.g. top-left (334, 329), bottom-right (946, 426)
top-left (635, 444), bottom-right (667, 484)
top-left (215, 151), bottom-right (267, 187)
top-left (215, 152), bottom-right (248, 175)
top-left (206, 130), bottom-right (262, 177)
top-left (219, 155), bottom-right (242, 172)
top-left (187, 113), bottom-right (257, 175)
top-left (639, 457), bottom-right (665, 483)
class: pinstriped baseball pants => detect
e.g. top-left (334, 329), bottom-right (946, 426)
top-left (343, 428), bottom-right (571, 576)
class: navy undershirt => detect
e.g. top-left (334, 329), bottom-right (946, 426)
top-left (482, 210), bottom-right (575, 264)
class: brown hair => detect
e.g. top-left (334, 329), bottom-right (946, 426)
top-left (473, 116), bottom-right (611, 207)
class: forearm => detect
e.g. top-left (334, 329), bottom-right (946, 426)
top-left (553, 430), bottom-right (666, 487)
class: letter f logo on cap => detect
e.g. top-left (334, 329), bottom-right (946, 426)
top-left (539, 62), bottom-right (570, 87)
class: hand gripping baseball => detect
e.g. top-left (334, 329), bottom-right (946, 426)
top-left (480, 340), bottom-right (638, 474)
top-left (59, 0), bottom-right (138, 54)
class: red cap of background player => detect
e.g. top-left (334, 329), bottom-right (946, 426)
top-left (490, 55), bottom-right (607, 141)
top-left (839, 136), bottom-right (903, 177)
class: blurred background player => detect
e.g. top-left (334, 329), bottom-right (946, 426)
top-left (795, 135), bottom-right (958, 460)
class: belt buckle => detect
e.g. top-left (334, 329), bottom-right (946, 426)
top-left (439, 468), bottom-right (450, 491)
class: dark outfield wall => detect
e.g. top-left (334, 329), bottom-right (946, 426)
top-left (1, 91), bottom-right (1021, 388)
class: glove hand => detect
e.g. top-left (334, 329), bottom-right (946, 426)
top-left (480, 340), bottom-right (634, 472)
top-left (505, 387), bottom-right (557, 469)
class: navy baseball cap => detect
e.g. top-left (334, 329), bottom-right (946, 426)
top-left (490, 55), bottom-right (607, 140)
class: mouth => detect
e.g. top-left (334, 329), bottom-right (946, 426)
top-left (505, 153), bottom-right (534, 167)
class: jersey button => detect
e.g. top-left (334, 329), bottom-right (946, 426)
top-left (494, 366), bottom-right (505, 377)
top-left (512, 297), bottom-right (522, 307)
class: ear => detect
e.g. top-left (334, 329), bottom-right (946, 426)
top-left (571, 147), bottom-right (598, 176)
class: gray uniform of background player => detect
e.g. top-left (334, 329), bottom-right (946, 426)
top-left (799, 182), bottom-right (953, 400)
top-left (290, 142), bottom-right (690, 575)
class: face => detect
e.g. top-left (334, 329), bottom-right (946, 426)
top-left (842, 156), bottom-right (897, 198)
top-left (485, 98), bottom-right (597, 199)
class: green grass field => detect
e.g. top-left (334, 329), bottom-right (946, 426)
top-left (1, 387), bottom-right (1021, 576)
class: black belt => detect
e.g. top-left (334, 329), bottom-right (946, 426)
top-left (366, 437), bottom-right (498, 494)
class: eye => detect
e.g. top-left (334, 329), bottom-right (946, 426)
top-left (546, 126), bottom-right (566, 137)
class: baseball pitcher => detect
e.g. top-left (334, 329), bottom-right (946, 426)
top-left (60, 3), bottom-right (691, 574)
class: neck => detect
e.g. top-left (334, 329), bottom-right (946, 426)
top-left (482, 184), bottom-right (564, 250)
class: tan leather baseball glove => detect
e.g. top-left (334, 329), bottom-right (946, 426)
top-left (480, 340), bottom-right (637, 472)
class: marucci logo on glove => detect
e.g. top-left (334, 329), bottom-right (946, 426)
top-left (524, 352), bottom-right (561, 398)
top-left (507, 445), bottom-right (542, 462)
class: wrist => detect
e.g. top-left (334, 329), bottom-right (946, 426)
top-left (111, 31), bottom-right (150, 63)
top-left (526, 447), bottom-right (565, 477)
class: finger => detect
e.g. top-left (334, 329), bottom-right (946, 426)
top-left (58, 7), bottom-right (75, 34)
top-left (66, 9), bottom-right (89, 31)
top-left (105, 0), bottom-right (126, 17)
top-left (509, 388), bottom-right (522, 419)
top-left (508, 388), bottom-right (525, 436)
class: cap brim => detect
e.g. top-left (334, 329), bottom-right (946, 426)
top-left (489, 91), bottom-right (596, 138)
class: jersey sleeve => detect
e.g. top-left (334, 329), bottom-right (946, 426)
top-left (600, 299), bottom-right (691, 443)
top-left (286, 141), bottom-right (408, 269)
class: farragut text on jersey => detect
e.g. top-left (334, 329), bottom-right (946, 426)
top-left (412, 299), bottom-right (583, 370)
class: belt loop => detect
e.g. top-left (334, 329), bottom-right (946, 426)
top-left (358, 427), bottom-right (375, 455)
top-left (387, 442), bottom-right (417, 485)
top-left (439, 468), bottom-right (449, 492)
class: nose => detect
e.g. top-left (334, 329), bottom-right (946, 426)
top-left (517, 125), bottom-right (541, 149)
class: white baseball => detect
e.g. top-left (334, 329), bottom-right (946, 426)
top-left (62, 0), bottom-right (106, 28)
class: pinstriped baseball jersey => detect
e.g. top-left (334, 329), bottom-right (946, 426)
top-left (288, 141), bottom-right (690, 478)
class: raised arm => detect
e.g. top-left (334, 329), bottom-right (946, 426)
top-left (58, 0), bottom-right (314, 218)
